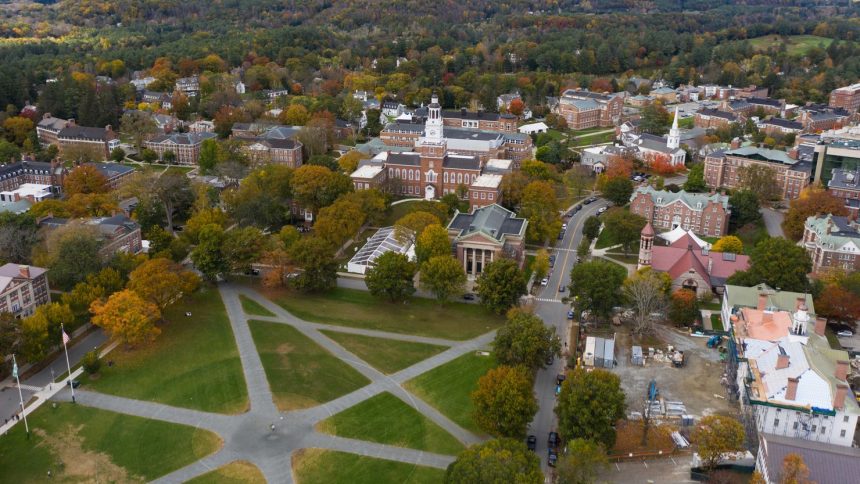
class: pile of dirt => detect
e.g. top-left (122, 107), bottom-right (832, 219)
top-left (34, 425), bottom-right (141, 482)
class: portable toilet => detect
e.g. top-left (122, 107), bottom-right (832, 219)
top-left (603, 338), bottom-right (615, 368)
top-left (631, 346), bottom-right (644, 366)
top-left (584, 337), bottom-right (596, 367)
top-left (594, 337), bottom-right (605, 368)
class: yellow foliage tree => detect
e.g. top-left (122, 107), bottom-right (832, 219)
top-left (127, 258), bottom-right (200, 312)
top-left (91, 290), bottom-right (161, 347)
top-left (710, 235), bottom-right (743, 254)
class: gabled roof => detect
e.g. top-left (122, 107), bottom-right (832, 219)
top-left (763, 117), bottom-right (802, 130)
top-left (724, 284), bottom-right (816, 315)
top-left (759, 433), bottom-right (860, 484)
top-left (697, 108), bottom-right (737, 121)
top-left (447, 204), bottom-right (527, 244)
top-left (632, 186), bottom-right (730, 210)
top-left (148, 132), bottom-right (216, 146)
top-left (724, 146), bottom-right (795, 165)
top-left (804, 214), bottom-right (860, 251)
top-left (58, 126), bottom-right (112, 141)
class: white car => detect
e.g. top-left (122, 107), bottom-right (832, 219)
top-left (561, 223), bottom-right (567, 230)
top-left (540, 277), bottom-right (549, 286)
top-left (837, 330), bottom-right (854, 338)
top-left (597, 206), bottom-right (608, 214)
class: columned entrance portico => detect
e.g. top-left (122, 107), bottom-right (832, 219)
top-left (463, 246), bottom-right (494, 278)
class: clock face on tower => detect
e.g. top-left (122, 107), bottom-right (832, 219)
top-left (427, 128), bottom-right (438, 138)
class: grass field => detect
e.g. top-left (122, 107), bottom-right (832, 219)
top-left (185, 460), bottom-right (266, 484)
top-left (404, 352), bottom-right (496, 434)
top-left (262, 286), bottom-right (503, 340)
top-left (240, 294), bottom-right (275, 317)
top-left (0, 403), bottom-right (220, 483)
top-left (604, 253), bottom-right (639, 265)
top-left (710, 314), bottom-right (724, 332)
top-left (248, 320), bottom-right (370, 410)
top-left (747, 35), bottom-right (835, 56)
top-left (320, 331), bottom-right (446, 374)
top-left (316, 392), bottom-right (464, 455)
top-left (292, 449), bottom-right (444, 484)
top-left (84, 289), bottom-right (249, 414)
top-left (382, 199), bottom-right (448, 227)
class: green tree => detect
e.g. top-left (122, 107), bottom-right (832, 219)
top-left (288, 237), bottom-right (339, 292)
top-left (21, 302), bottom-right (75, 362)
top-left (729, 189), bottom-right (762, 229)
top-left (493, 309), bottom-right (561, 369)
top-left (693, 415), bottom-right (745, 471)
top-left (532, 249), bottom-right (550, 281)
top-left (601, 208), bottom-right (646, 255)
top-left (602, 176), bottom-right (634, 206)
top-left (198, 139), bottom-right (219, 174)
top-left (82, 349), bottom-right (101, 375)
top-left (445, 439), bottom-right (542, 484)
top-left (421, 256), bottom-right (466, 302)
top-left (557, 439), bottom-right (609, 484)
top-left (471, 366), bottom-right (538, 438)
top-left (110, 146), bottom-right (126, 162)
top-left (569, 260), bottom-right (627, 320)
top-left (190, 224), bottom-right (228, 281)
top-left (520, 180), bottom-right (561, 243)
top-left (414, 224), bottom-right (451, 266)
top-left (223, 164), bottom-right (293, 229)
top-left (738, 164), bottom-right (779, 201)
top-left (365, 252), bottom-right (417, 302)
top-left (0, 139), bottom-right (21, 163)
top-left (727, 237), bottom-right (812, 292)
top-left (683, 163), bottom-right (707, 192)
top-left (475, 259), bottom-right (527, 314)
top-left (583, 216), bottom-right (601, 241)
top-left (223, 226), bottom-right (266, 273)
top-left (640, 103), bottom-right (672, 135)
top-left (0, 212), bottom-right (38, 264)
top-left (35, 225), bottom-right (103, 290)
top-left (121, 110), bottom-right (158, 151)
top-left (556, 368), bottom-right (626, 448)
top-left (395, 211), bottom-right (442, 245)
top-left (577, 239), bottom-right (590, 258)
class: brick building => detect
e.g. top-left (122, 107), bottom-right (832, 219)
top-left (0, 160), bottom-right (67, 196)
top-left (86, 162), bottom-right (136, 190)
top-left (630, 186), bottom-right (731, 237)
top-left (694, 108), bottom-right (740, 130)
top-left (801, 214), bottom-right (860, 273)
top-left (239, 138), bottom-right (303, 168)
top-left (747, 97), bottom-right (786, 116)
top-left (829, 83), bottom-right (860, 113)
top-left (760, 118), bottom-right (803, 137)
top-left (57, 124), bottom-right (119, 160)
top-left (144, 132), bottom-right (218, 165)
top-left (380, 121), bottom-right (531, 165)
top-left (797, 104), bottom-right (851, 132)
top-left (704, 147), bottom-right (812, 200)
top-left (827, 168), bottom-right (860, 219)
top-left (446, 204), bottom-right (527, 280)
top-left (0, 264), bottom-right (50, 318)
top-left (441, 108), bottom-right (517, 133)
top-left (39, 215), bottom-right (143, 259)
top-left (554, 89), bottom-right (623, 129)
top-left (35, 113), bottom-right (69, 147)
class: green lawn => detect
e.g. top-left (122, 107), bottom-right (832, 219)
top-left (320, 331), bottom-right (447, 374)
top-left (678, 117), bottom-right (694, 129)
top-left (733, 221), bottom-right (769, 254)
top-left (248, 320), bottom-right (370, 410)
top-left (524, 254), bottom-right (537, 281)
top-left (572, 132), bottom-right (615, 147)
top-left (0, 403), bottom-right (220, 483)
top-left (569, 126), bottom-right (608, 136)
top-left (710, 314), bottom-right (724, 332)
top-left (292, 449), bottom-right (444, 484)
top-left (382, 199), bottom-right (448, 227)
top-left (317, 392), bottom-right (464, 455)
top-left (240, 294), bottom-right (275, 317)
top-left (262, 286), bottom-right (504, 340)
top-left (404, 352), bottom-right (497, 434)
top-left (185, 461), bottom-right (266, 484)
top-left (604, 253), bottom-right (639, 265)
top-left (85, 289), bottom-right (249, 414)
top-left (747, 34), bottom-right (836, 56)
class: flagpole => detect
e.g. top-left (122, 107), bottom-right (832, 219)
top-left (61, 323), bottom-right (75, 403)
top-left (12, 354), bottom-right (30, 439)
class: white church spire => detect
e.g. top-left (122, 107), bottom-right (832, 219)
top-left (666, 105), bottom-right (680, 150)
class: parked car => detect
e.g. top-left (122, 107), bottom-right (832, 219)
top-left (68, 379), bottom-right (81, 389)
top-left (556, 373), bottom-right (566, 386)
top-left (462, 293), bottom-right (476, 301)
top-left (597, 206), bottom-right (608, 214)
top-left (837, 329), bottom-right (854, 338)
top-left (574, 205), bottom-right (582, 213)
top-left (545, 353), bottom-right (554, 366)
top-left (526, 435), bottom-right (537, 451)
top-left (561, 223), bottom-right (567, 231)
top-left (558, 285), bottom-right (566, 293)
top-left (567, 309), bottom-right (574, 319)
top-left (548, 450), bottom-right (558, 467)
top-left (548, 431), bottom-right (560, 448)
top-left (557, 230), bottom-right (565, 240)
top-left (583, 198), bottom-right (593, 205)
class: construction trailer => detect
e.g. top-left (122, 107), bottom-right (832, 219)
top-left (631, 345), bottom-right (644, 366)
top-left (583, 337), bottom-right (596, 367)
top-left (602, 338), bottom-right (615, 368)
top-left (594, 337), bottom-right (605, 368)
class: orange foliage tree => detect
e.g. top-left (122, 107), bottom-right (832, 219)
top-left (127, 258), bottom-right (200, 313)
top-left (782, 185), bottom-right (848, 241)
top-left (90, 289), bottom-right (161, 347)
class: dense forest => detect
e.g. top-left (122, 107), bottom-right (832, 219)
top-left (0, 0), bottom-right (859, 112)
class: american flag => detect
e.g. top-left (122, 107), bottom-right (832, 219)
top-left (62, 330), bottom-right (70, 345)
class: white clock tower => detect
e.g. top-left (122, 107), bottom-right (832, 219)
top-left (423, 94), bottom-right (444, 144)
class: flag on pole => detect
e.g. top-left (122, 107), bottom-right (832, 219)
top-left (62, 330), bottom-right (70, 345)
top-left (12, 361), bottom-right (18, 379)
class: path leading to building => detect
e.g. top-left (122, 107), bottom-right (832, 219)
top-left (43, 283), bottom-right (494, 483)
top-left (761, 207), bottom-right (785, 238)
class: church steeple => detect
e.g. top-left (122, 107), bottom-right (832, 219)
top-left (666, 106), bottom-right (680, 150)
top-left (424, 94), bottom-right (444, 144)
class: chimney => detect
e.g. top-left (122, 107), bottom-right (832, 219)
top-left (105, 124), bottom-right (113, 133)
top-left (19, 265), bottom-right (30, 278)
top-left (795, 297), bottom-right (806, 311)
top-left (776, 350), bottom-right (790, 370)
top-left (785, 377), bottom-right (799, 401)
top-left (43, 112), bottom-right (52, 120)
top-left (834, 383), bottom-right (849, 410)
top-left (835, 360), bottom-right (849, 381)
top-left (757, 293), bottom-right (768, 311)
top-left (67, 118), bottom-right (75, 127)
top-left (814, 317), bottom-right (827, 337)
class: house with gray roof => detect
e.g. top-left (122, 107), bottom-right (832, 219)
top-left (827, 167), bottom-right (860, 218)
top-left (704, 146), bottom-right (812, 200)
top-left (756, 433), bottom-right (860, 484)
top-left (630, 186), bottom-right (731, 236)
top-left (801, 214), bottom-right (860, 273)
top-left (143, 132), bottom-right (217, 165)
top-left (38, 215), bottom-right (142, 259)
top-left (446, 204), bottom-right (527, 279)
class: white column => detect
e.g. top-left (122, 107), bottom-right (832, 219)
top-left (481, 249), bottom-right (486, 275)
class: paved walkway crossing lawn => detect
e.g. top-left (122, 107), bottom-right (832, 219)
top-left (248, 320), bottom-right (370, 411)
top-left (240, 294), bottom-right (276, 317)
top-left (404, 352), bottom-right (497, 434)
top-left (0, 402), bottom-right (220, 483)
top-left (83, 289), bottom-right (249, 414)
top-left (185, 460), bottom-right (266, 484)
top-left (319, 330), bottom-right (448, 374)
top-left (292, 449), bottom-right (445, 484)
top-left (316, 392), bottom-right (465, 455)
top-left (263, 286), bottom-right (504, 340)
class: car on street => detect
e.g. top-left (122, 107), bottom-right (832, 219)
top-left (557, 230), bottom-right (565, 240)
top-left (526, 435), bottom-right (537, 451)
top-left (545, 353), bottom-right (554, 366)
top-left (548, 450), bottom-right (558, 467)
top-left (837, 329), bottom-right (854, 337)
top-left (555, 384), bottom-right (562, 396)
top-left (549, 255), bottom-right (556, 267)
top-left (567, 309), bottom-right (574, 319)
top-left (561, 223), bottom-right (567, 230)
top-left (548, 431), bottom-right (560, 448)
top-left (556, 373), bottom-right (566, 386)
top-left (462, 293), bottom-right (475, 301)
top-left (583, 198), bottom-right (593, 205)
top-left (540, 277), bottom-right (549, 286)
top-left (558, 284), bottom-right (566, 293)
top-left (597, 206), bottom-right (608, 215)
top-left (574, 205), bottom-right (582, 213)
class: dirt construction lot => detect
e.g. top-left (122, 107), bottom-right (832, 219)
top-left (605, 324), bottom-right (737, 419)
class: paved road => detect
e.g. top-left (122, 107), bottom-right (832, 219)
top-left (761, 207), bottom-right (785, 237)
top-left (0, 327), bottom-right (107, 423)
top-left (528, 198), bottom-right (611, 472)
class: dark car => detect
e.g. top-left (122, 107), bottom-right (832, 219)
top-left (556, 373), bottom-right (566, 386)
top-left (558, 285), bottom-right (566, 293)
top-left (574, 205), bottom-right (582, 213)
top-left (545, 354), bottom-right (554, 366)
top-left (548, 450), bottom-right (558, 467)
top-left (245, 268), bottom-right (260, 276)
top-left (526, 435), bottom-right (537, 451)
top-left (557, 231), bottom-right (565, 240)
top-left (548, 431), bottom-right (560, 448)
top-left (68, 379), bottom-right (81, 389)
top-left (462, 293), bottom-right (476, 301)
top-left (583, 198), bottom-right (593, 205)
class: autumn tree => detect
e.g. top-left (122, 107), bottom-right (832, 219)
top-left (738, 164), bottom-right (779, 201)
top-left (493, 309), bottom-right (561, 369)
top-left (779, 453), bottom-right (813, 484)
top-left (727, 237), bottom-right (812, 292)
top-left (471, 366), bottom-right (538, 439)
top-left (814, 270), bottom-right (860, 326)
top-left (315, 198), bottom-right (366, 249)
top-left (280, 104), bottom-right (309, 126)
top-left (61, 267), bottom-right (124, 325)
top-left (288, 237), bottom-right (339, 292)
top-left (394, 211), bottom-right (442, 245)
top-left (556, 439), bottom-right (609, 484)
top-left (711, 235), bottom-right (743, 254)
top-left (500, 171), bottom-right (529, 210)
top-left (668, 289), bottom-right (700, 326)
top-left (693, 415), bottom-right (745, 471)
top-left (782, 185), bottom-right (848, 241)
top-left (520, 180), bottom-right (561, 243)
top-left (420, 255), bottom-right (466, 302)
top-left (63, 164), bottom-right (109, 195)
top-left (191, 224), bottom-right (228, 281)
top-left (445, 439), bottom-right (542, 484)
top-left (3, 116), bottom-right (34, 145)
top-left (365, 252), bottom-right (417, 302)
top-left (291, 165), bottom-right (351, 218)
top-left (475, 258), bottom-right (527, 314)
top-left (127, 258), bottom-right (199, 313)
top-left (33, 224), bottom-right (103, 290)
top-left (20, 302), bottom-right (75, 362)
top-left (337, 151), bottom-right (365, 174)
top-left (222, 226), bottom-right (266, 273)
top-left (508, 98), bottom-right (525, 116)
top-left (556, 368), bottom-right (626, 448)
top-left (414, 224), bottom-right (451, 265)
top-left (623, 268), bottom-right (669, 334)
top-left (532, 249), bottom-right (550, 281)
top-left (91, 289), bottom-right (161, 347)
